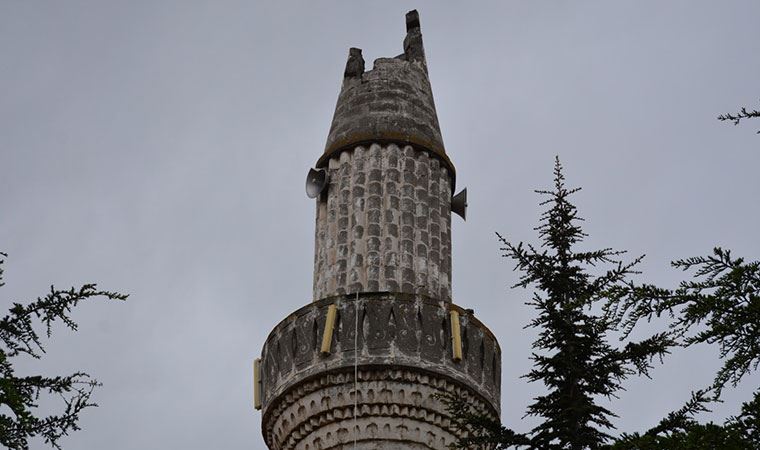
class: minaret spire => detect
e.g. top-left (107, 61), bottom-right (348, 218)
top-left (317, 9), bottom-right (454, 182)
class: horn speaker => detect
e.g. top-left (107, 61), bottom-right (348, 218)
top-left (451, 188), bottom-right (467, 220)
top-left (305, 168), bottom-right (329, 198)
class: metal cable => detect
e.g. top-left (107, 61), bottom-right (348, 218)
top-left (353, 291), bottom-right (359, 449)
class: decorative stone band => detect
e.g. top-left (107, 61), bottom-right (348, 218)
top-left (263, 368), bottom-right (495, 450)
top-left (313, 144), bottom-right (452, 302)
top-left (259, 293), bottom-right (502, 448)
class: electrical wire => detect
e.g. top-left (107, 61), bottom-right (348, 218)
top-left (353, 291), bottom-right (359, 449)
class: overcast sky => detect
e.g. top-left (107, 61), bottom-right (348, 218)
top-left (1, 2), bottom-right (759, 449)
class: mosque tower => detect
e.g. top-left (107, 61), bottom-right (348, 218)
top-left (254, 11), bottom-right (501, 449)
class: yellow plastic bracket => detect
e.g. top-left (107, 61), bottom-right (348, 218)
top-left (253, 358), bottom-right (262, 410)
top-left (320, 304), bottom-right (338, 355)
top-left (450, 309), bottom-right (462, 362)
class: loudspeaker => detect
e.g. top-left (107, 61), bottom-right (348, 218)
top-left (305, 168), bottom-right (329, 198)
top-left (451, 188), bottom-right (467, 220)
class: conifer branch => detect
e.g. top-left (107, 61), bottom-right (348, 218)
top-left (718, 102), bottom-right (760, 133)
top-left (0, 252), bottom-right (127, 449)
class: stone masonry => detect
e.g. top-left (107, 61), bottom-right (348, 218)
top-left (313, 144), bottom-right (452, 302)
top-left (258, 10), bottom-right (502, 449)
top-left (260, 294), bottom-right (501, 449)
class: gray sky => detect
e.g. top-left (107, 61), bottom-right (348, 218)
top-left (1, 1), bottom-right (759, 448)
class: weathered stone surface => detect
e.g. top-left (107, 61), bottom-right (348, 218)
top-left (317, 10), bottom-right (455, 180)
top-left (314, 144), bottom-right (452, 302)
top-left (260, 293), bottom-right (501, 449)
top-left (344, 47), bottom-right (365, 78)
top-left (267, 369), bottom-right (475, 450)
top-left (259, 10), bottom-right (503, 449)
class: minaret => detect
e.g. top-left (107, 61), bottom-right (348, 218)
top-left (255, 11), bottom-right (501, 449)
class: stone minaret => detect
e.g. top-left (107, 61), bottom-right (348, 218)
top-left (256, 11), bottom-right (501, 449)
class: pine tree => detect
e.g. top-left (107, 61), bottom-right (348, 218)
top-left (504, 158), bottom-right (672, 449)
top-left (0, 252), bottom-right (127, 449)
top-left (443, 158), bottom-right (673, 449)
top-left (444, 158), bottom-right (759, 449)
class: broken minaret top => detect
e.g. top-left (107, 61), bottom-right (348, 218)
top-left (318, 10), bottom-right (455, 181)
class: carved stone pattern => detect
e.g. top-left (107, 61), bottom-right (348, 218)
top-left (313, 144), bottom-right (452, 302)
top-left (262, 367), bottom-right (496, 450)
top-left (260, 294), bottom-right (500, 413)
top-left (259, 294), bottom-right (501, 448)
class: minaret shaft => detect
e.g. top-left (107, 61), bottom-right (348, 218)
top-left (258, 11), bottom-right (501, 450)
top-left (314, 144), bottom-right (452, 302)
